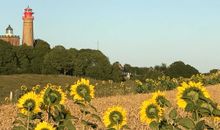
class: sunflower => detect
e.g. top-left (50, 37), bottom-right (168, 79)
top-left (70, 78), bottom-right (95, 101)
top-left (20, 85), bottom-right (28, 91)
top-left (140, 100), bottom-right (163, 125)
top-left (17, 91), bottom-right (41, 115)
top-left (40, 84), bottom-right (66, 105)
top-left (213, 106), bottom-right (220, 122)
top-left (35, 121), bottom-right (55, 130)
top-left (135, 80), bottom-right (143, 86)
top-left (103, 106), bottom-right (127, 130)
top-left (177, 81), bottom-right (210, 109)
top-left (152, 91), bottom-right (170, 107)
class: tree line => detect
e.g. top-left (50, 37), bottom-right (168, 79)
top-left (0, 39), bottom-right (203, 81)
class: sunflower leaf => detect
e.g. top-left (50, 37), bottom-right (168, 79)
top-left (13, 119), bottom-right (24, 126)
top-left (149, 121), bottom-right (159, 130)
top-left (164, 99), bottom-right (172, 107)
top-left (81, 120), bottom-right (98, 129)
top-left (89, 103), bottom-right (97, 112)
top-left (65, 113), bottom-right (79, 120)
top-left (75, 100), bottom-right (86, 108)
top-left (17, 113), bottom-right (27, 118)
top-left (185, 102), bottom-right (195, 112)
top-left (169, 108), bottom-right (177, 120)
top-left (91, 113), bottom-right (101, 121)
top-left (122, 125), bottom-right (131, 129)
top-left (199, 96), bottom-right (217, 108)
top-left (80, 109), bottom-right (91, 115)
top-left (107, 128), bottom-right (116, 130)
top-left (178, 117), bottom-right (195, 129)
top-left (212, 108), bottom-right (220, 116)
top-left (198, 107), bottom-right (211, 117)
top-left (12, 126), bottom-right (26, 130)
top-left (63, 120), bottom-right (76, 130)
top-left (173, 126), bottom-right (182, 130)
top-left (195, 120), bottom-right (206, 130)
top-left (205, 124), bottom-right (214, 129)
top-left (160, 124), bottom-right (174, 130)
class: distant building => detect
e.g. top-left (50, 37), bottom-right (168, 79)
top-left (0, 25), bottom-right (20, 46)
top-left (0, 7), bottom-right (35, 46)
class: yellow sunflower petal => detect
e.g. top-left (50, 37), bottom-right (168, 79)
top-left (103, 106), bottom-right (127, 129)
top-left (140, 99), bottom-right (163, 125)
top-left (70, 78), bottom-right (95, 101)
top-left (35, 121), bottom-right (55, 130)
top-left (177, 81), bottom-right (210, 109)
top-left (17, 91), bottom-right (41, 115)
top-left (40, 84), bottom-right (66, 105)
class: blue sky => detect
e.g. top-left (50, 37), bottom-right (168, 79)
top-left (1, 0), bottom-right (220, 72)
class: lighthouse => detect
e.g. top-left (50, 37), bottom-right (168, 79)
top-left (22, 6), bottom-right (34, 46)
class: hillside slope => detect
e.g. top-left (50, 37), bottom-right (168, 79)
top-left (0, 74), bottom-right (136, 102)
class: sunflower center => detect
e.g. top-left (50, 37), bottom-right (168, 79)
top-left (187, 90), bottom-right (199, 101)
top-left (156, 96), bottom-right (166, 106)
top-left (50, 91), bottom-right (59, 103)
top-left (183, 87), bottom-right (202, 103)
top-left (109, 111), bottom-right (123, 125)
top-left (44, 88), bottom-right (62, 105)
top-left (41, 128), bottom-right (49, 130)
top-left (77, 85), bottom-right (90, 98)
top-left (23, 99), bottom-right (36, 111)
top-left (146, 104), bottom-right (159, 119)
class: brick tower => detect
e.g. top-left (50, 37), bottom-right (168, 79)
top-left (22, 6), bottom-right (34, 46)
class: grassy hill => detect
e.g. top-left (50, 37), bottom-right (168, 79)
top-left (0, 74), bottom-right (136, 102)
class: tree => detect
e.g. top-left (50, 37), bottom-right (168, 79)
top-left (165, 61), bottom-right (199, 78)
top-left (74, 49), bottom-right (111, 80)
top-left (31, 39), bottom-right (51, 73)
top-left (110, 62), bottom-right (124, 82)
top-left (67, 48), bottom-right (78, 75)
top-left (0, 40), bottom-right (17, 74)
top-left (15, 45), bottom-right (34, 73)
top-left (43, 46), bottom-right (74, 75)
top-left (209, 69), bottom-right (219, 74)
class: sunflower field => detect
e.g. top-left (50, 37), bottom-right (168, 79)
top-left (7, 75), bottom-right (220, 130)
top-left (135, 71), bottom-right (220, 94)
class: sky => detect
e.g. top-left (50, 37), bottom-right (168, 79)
top-left (1, 0), bottom-right (220, 73)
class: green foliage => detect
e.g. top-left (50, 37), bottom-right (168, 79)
top-left (31, 39), bottom-right (50, 73)
top-left (0, 40), bottom-right (17, 74)
top-left (165, 61), bottom-right (199, 78)
top-left (43, 46), bottom-right (74, 75)
top-left (16, 46), bottom-right (34, 73)
top-left (190, 73), bottom-right (220, 85)
top-left (147, 84), bottom-right (220, 130)
top-left (0, 40), bottom-right (113, 81)
top-left (74, 49), bottom-right (112, 80)
top-left (111, 62), bottom-right (124, 82)
top-left (135, 76), bottom-right (179, 93)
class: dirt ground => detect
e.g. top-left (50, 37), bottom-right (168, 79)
top-left (1, 84), bottom-right (220, 130)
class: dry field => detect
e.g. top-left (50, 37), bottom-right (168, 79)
top-left (0, 84), bottom-right (220, 130)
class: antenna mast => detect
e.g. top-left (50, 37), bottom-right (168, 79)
top-left (97, 40), bottom-right (99, 50)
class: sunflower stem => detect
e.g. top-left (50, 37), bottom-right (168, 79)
top-left (27, 111), bottom-right (30, 130)
top-left (195, 109), bottom-right (199, 122)
top-left (47, 105), bottom-right (51, 122)
top-left (117, 122), bottom-right (120, 130)
top-left (83, 101), bottom-right (86, 130)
